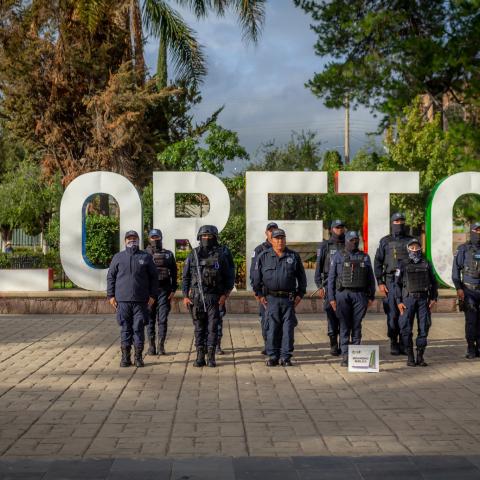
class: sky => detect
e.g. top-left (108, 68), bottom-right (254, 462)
top-left (143, 1), bottom-right (382, 175)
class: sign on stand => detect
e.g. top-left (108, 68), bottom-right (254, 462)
top-left (348, 345), bottom-right (380, 373)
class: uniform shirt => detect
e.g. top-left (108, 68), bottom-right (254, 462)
top-left (182, 245), bottom-right (235, 297)
top-left (145, 245), bottom-right (178, 292)
top-left (249, 240), bottom-right (271, 287)
top-left (314, 238), bottom-right (345, 289)
top-left (107, 248), bottom-right (158, 302)
top-left (374, 233), bottom-right (414, 284)
top-left (452, 242), bottom-right (480, 290)
top-left (328, 249), bottom-right (376, 301)
top-left (394, 258), bottom-right (439, 303)
top-left (252, 247), bottom-right (307, 298)
top-left (221, 245), bottom-right (236, 292)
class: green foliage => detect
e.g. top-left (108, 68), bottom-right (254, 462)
top-left (219, 213), bottom-right (246, 259)
top-left (84, 215), bottom-right (120, 267)
top-left (44, 217), bottom-right (60, 250)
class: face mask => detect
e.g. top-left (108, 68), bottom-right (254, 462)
top-left (331, 232), bottom-right (345, 243)
top-left (408, 250), bottom-right (423, 263)
top-left (150, 239), bottom-right (162, 250)
top-left (471, 231), bottom-right (480, 246)
top-left (391, 223), bottom-right (406, 236)
top-left (200, 238), bottom-right (215, 249)
top-left (126, 240), bottom-right (139, 250)
top-left (346, 239), bottom-right (359, 252)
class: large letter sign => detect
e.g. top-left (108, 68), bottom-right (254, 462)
top-left (152, 172), bottom-right (230, 252)
top-left (60, 172), bottom-right (142, 291)
top-left (246, 171), bottom-right (328, 291)
top-left (427, 171), bottom-right (480, 288)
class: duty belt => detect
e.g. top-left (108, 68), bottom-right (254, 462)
top-left (342, 287), bottom-right (365, 293)
top-left (267, 290), bottom-right (295, 298)
top-left (464, 283), bottom-right (480, 291)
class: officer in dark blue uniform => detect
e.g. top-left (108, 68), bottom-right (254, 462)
top-left (328, 231), bottom-right (376, 367)
top-left (452, 222), bottom-right (480, 359)
top-left (252, 228), bottom-right (307, 367)
top-left (374, 213), bottom-right (414, 355)
top-left (107, 230), bottom-right (158, 368)
top-left (314, 219), bottom-right (346, 355)
top-left (183, 225), bottom-right (235, 368)
top-left (395, 239), bottom-right (438, 367)
top-left (145, 229), bottom-right (177, 356)
top-left (249, 222), bottom-right (278, 355)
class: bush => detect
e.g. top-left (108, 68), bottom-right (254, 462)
top-left (85, 215), bottom-right (119, 267)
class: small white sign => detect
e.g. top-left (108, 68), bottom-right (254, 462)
top-left (348, 345), bottom-right (379, 373)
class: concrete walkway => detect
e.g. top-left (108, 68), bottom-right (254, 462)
top-left (0, 313), bottom-right (480, 460)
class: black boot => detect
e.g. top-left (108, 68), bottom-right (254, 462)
top-left (416, 347), bottom-right (427, 367)
top-left (207, 347), bottom-right (217, 367)
top-left (134, 346), bottom-right (144, 367)
top-left (147, 336), bottom-right (156, 355)
top-left (216, 339), bottom-right (225, 355)
top-left (407, 347), bottom-right (416, 367)
top-left (466, 342), bottom-right (476, 359)
top-left (194, 346), bottom-right (206, 367)
top-left (390, 339), bottom-right (400, 355)
top-left (340, 355), bottom-right (348, 367)
top-left (266, 357), bottom-right (279, 367)
top-left (120, 345), bottom-right (132, 367)
top-left (157, 338), bottom-right (166, 355)
top-left (399, 339), bottom-right (407, 356)
top-left (329, 336), bottom-right (340, 356)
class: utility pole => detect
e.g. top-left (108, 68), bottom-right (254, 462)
top-left (344, 94), bottom-right (350, 164)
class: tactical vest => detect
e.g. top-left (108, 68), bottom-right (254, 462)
top-left (464, 244), bottom-right (480, 280)
top-left (323, 241), bottom-right (345, 275)
top-left (152, 251), bottom-right (170, 281)
top-left (339, 255), bottom-right (369, 289)
top-left (191, 248), bottom-right (221, 290)
top-left (385, 238), bottom-right (410, 273)
top-left (404, 262), bottom-right (430, 293)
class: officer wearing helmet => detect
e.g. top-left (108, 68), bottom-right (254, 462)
top-left (182, 225), bottom-right (235, 368)
top-left (374, 212), bottom-right (414, 355)
top-left (145, 228), bottom-right (177, 356)
top-left (328, 231), bottom-right (376, 367)
top-left (452, 221), bottom-right (480, 359)
top-left (314, 219), bottom-right (346, 356)
top-left (395, 238), bottom-right (438, 367)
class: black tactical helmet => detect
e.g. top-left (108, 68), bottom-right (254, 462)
top-left (197, 225), bottom-right (219, 240)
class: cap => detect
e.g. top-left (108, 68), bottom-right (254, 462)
top-left (148, 229), bottom-right (162, 238)
top-left (407, 238), bottom-right (421, 248)
top-left (271, 228), bottom-right (286, 238)
top-left (391, 212), bottom-right (406, 222)
top-left (471, 222), bottom-right (480, 231)
top-left (124, 230), bottom-right (139, 239)
top-left (331, 219), bottom-right (345, 228)
top-left (345, 230), bottom-right (359, 241)
top-left (266, 222), bottom-right (278, 230)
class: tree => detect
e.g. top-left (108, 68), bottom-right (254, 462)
top-left (294, 0), bottom-right (480, 124)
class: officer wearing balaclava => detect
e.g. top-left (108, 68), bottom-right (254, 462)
top-left (452, 222), bottom-right (480, 359)
top-left (374, 213), bottom-right (414, 356)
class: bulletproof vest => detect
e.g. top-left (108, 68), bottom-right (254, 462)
top-left (339, 254), bottom-right (369, 289)
top-left (464, 244), bottom-right (480, 280)
top-left (152, 250), bottom-right (170, 281)
top-left (324, 240), bottom-right (345, 275)
top-left (404, 262), bottom-right (430, 293)
top-left (192, 248), bottom-right (221, 290)
top-left (385, 237), bottom-right (410, 272)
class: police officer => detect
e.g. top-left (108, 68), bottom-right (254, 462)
top-left (314, 219), bottom-right (346, 355)
top-left (250, 222), bottom-right (278, 355)
top-left (452, 222), bottom-right (480, 359)
top-left (107, 230), bottom-right (158, 367)
top-left (328, 231), bottom-right (376, 367)
top-left (252, 228), bottom-right (307, 367)
top-left (395, 239), bottom-right (438, 367)
top-left (182, 225), bottom-right (235, 368)
top-left (145, 229), bottom-right (177, 356)
top-left (374, 212), bottom-right (414, 355)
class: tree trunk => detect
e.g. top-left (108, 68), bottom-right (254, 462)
top-left (130, 0), bottom-right (145, 85)
top-left (0, 226), bottom-right (12, 252)
top-left (156, 35), bottom-right (168, 90)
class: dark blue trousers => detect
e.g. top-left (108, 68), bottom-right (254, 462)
top-left (216, 304), bottom-right (226, 342)
top-left (259, 304), bottom-right (268, 343)
top-left (116, 301), bottom-right (148, 348)
top-left (324, 301), bottom-right (340, 338)
top-left (398, 295), bottom-right (431, 349)
top-left (265, 296), bottom-right (297, 361)
top-left (190, 294), bottom-right (220, 348)
top-left (383, 277), bottom-right (401, 340)
top-left (464, 287), bottom-right (480, 345)
top-left (336, 290), bottom-right (368, 355)
top-left (146, 289), bottom-right (171, 341)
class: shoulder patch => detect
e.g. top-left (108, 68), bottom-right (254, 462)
top-left (251, 250), bottom-right (256, 258)
top-left (395, 268), bottom-right (401, 277)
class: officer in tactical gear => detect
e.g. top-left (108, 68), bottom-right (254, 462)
top-left (182, 225), bottom-right (235, 368)
top-left (145, 229), bottom-right (177, 356)
top-left (452, 222), bottom-right (480, 359)
top-left (252, 228), bottom-right (307, 367)
top-left (107, 231), bottom-right (158, 368)
top-left (328, 231), bottom-right (376, 367)
top-left (395, 239), bottom-right (438, 367)
top-left (314, 219), bottom-right (346, 356)
top-left (249, 222), bottom-right (278, 355)
top-left (374, 212), bottom-right (414, 355)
